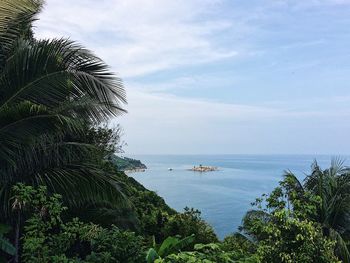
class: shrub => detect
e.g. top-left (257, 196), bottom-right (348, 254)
top-left (13, 184), bottom-right (145, 263)
top-left (162, 207), bottom-right (218, 245)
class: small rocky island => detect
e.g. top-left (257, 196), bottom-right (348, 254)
top-left (189, 165), bottom-right (218, 172)
top-left (110, 155), bottom-right (147, 172)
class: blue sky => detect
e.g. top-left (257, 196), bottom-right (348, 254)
top-left (35, 0), bottom-right (350, 154)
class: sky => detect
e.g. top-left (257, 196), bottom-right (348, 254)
top-left (35, 0), bottom-right (350, 154)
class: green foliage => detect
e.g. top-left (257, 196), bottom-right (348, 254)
top-left (255, 210), bottom-right (339, 262)
top-left (282, 160), bottom-right (350, 262)
top-left (240, 162), bottom-right (345, 263)
top-left (154, 242), bottom-right (257, 263)
top-left (110, 169), bottom-right (177, 240)
top-left (221, 233), bottom-right (256, 258)
top-left (0, 0), bottom-right (127, 218)
top-left (162, 207), bottom-right (218, 245)
top-left (146, 235), bottom-right (195, 262)
top-left (13, 184), bottom-right (144, 263)
top-left (84, 226), bottom-right (145, 263)
top-left (84, 125), bottom-right (126, 157)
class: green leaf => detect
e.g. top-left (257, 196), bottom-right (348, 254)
top-left (146, 248), bottom-right (159, 263)
top-left (0, 236), bottom-right (16, 256)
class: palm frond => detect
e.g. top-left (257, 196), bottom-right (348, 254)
top-left (282, 170), bottom-right (304, 196)
top-left (0, 39), bottom-right (126, 119)
top-left (0, 138), bottom-right (128, 217)
top-left (330, 229), bottom-right (350, 263)
top-left (0, 0), bottom-right (129, 227)
top-left (0, 0), bottom-right (42, 69)
top-left (330, 157), bottom-right (348, 177)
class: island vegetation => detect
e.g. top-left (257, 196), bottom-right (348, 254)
top-left (110, 155), bottom-right (147, 172)
top-left (0, 1), bottom-right (349, 262)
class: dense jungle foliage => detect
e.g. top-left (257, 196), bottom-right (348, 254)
top-left (1, 1), bottom-right (349, 262)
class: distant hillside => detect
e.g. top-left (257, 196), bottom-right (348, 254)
top-left (110, 155), bottom-right (147, 171)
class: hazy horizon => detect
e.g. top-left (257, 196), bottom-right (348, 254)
top-left (125, 153), bottom-right (350, 157)
top-left (35, 0), bottom-right (350, 155)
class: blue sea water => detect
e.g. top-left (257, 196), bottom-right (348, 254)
top-left (129, 154), bottom-right (349, 239)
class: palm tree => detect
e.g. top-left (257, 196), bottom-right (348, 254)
top-left (0, 0), bottom-right (128, 217)
top-left (303, 159), bottom-right (350, 262)
top-left (242, 159), bottom-right (350, 262)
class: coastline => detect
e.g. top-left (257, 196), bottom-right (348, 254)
top-left (124, 168), bottom-right (146, 173)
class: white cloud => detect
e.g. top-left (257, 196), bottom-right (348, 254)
top-left (33, 0), bottom-right (350, 154)
top-left (34, 0), bottom-right (236, 78)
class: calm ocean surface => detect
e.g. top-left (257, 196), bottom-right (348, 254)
top-left (129, 154), bottom-right (349, 239)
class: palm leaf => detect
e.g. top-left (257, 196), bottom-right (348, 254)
top-left (0, 0), bottom-right (42, 69)
top-left (0, 139), bottom-right (128, 217)
top-left (0, 39), bottom-right (126, 114)
top-left (330, 229), bottom-right (350, 263)
top-left (0, 0), bottom-right (128, 227)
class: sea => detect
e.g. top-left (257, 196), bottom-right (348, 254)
top-left (128, 154), bottom-right (349, 239)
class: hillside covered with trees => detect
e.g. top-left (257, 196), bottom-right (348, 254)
top-left (110, 155), bottom-right (147, 171)
top-left (1, 1), bottom-right (350, 262)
